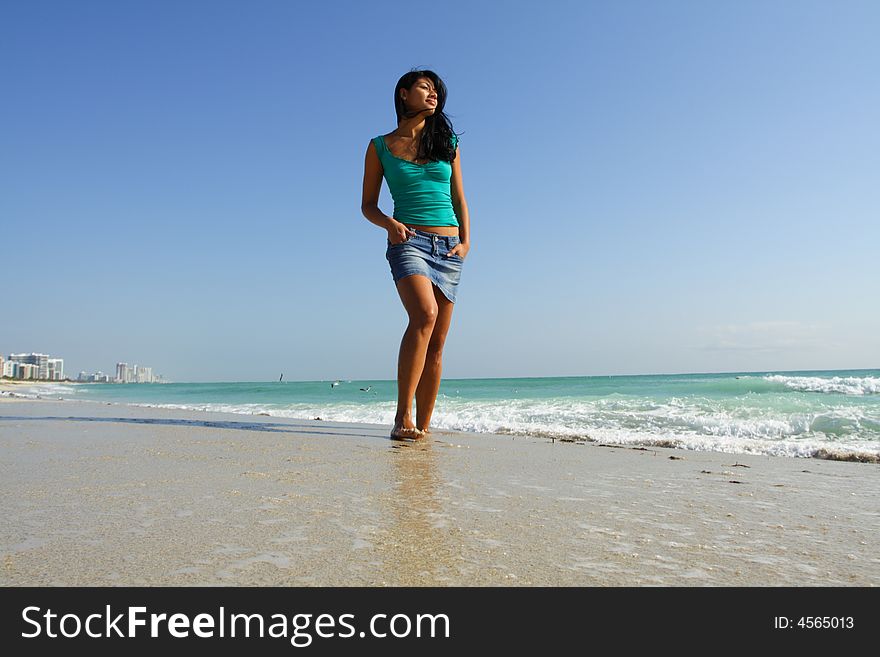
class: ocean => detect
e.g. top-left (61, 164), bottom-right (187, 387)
top-left (6, 369), bottom-right (879, 461)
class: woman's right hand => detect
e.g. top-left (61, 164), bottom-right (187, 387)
top-left (387, 219), bottom-right (416, 244)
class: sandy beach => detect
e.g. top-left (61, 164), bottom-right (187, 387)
top-left (0, 396), bottom-right (878, 586)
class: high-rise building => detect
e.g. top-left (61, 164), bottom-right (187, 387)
top-left (114, 362), bottom-right (137, 383)
top-left (18, 363), bottom-right (39, 379)
top-left (47, 358), bottom-right (64, 380)
top-left (9, 353), bottom-right (50, 379)
top-left (135, 365), bottom-right (153, 383)
top-left (113, 361), bottom-right (158, 383)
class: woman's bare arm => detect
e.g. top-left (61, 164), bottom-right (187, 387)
top-left (361, 141), bottom-right (395, 230)
top-left (450, 144), bottom-right (470, 250)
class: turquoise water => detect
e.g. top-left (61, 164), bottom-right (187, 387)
top-left (8, 369), bottom-right (880, 460)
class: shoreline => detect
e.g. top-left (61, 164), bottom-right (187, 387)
top-left (0, 398), bottom-right (878, 586)
top-left (2, 381), bottom-right (877, 463)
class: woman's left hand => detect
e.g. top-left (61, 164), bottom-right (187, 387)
top-left (445, 242), bottom-right (470, 261)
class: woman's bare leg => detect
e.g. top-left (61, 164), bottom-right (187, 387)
top-left (393, 274), bottom-right (438, 436)
top-left (415, 284), bottom-right (455, 432)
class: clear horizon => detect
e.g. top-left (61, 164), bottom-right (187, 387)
top-left (146, 365), bottom-right (880, 385)
top-left (12, 365), bottom-right (878, 386)
top-left (4, 0), bottom-right (878, 382)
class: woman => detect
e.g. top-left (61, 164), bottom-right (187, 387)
top-left (361, 69), bottom-right (471, 440)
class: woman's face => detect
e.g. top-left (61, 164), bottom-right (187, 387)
top-left (403, 77), bottom-right (438, 114)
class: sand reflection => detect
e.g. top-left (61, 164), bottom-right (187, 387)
top-left (378, 438), bottom-right (458, 585)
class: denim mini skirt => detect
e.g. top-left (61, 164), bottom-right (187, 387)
top-left (386, 228), bottom-right (463, 303)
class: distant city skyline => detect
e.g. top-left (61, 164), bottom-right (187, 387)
top-left (2, 344), bottom-right (874, 386)
top-left (1, 351), bottom-right (165, 383)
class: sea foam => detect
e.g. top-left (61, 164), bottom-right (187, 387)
top-left (764, 374), bottom-right (880, 395)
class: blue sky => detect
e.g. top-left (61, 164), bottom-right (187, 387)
top-left (2, 0), bottom-right (878, 382)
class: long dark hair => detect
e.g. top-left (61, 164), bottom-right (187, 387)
top-left (393, 68), bottom-right (460, 163)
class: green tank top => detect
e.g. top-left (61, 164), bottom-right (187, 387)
top-left (372, 134), bottom-right (459, 227)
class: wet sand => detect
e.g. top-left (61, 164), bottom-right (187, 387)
top-left (0, 399), bottom-right (877, 586)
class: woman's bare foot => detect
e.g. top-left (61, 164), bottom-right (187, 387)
top-left (390, 419), bottom-right (424, 440)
